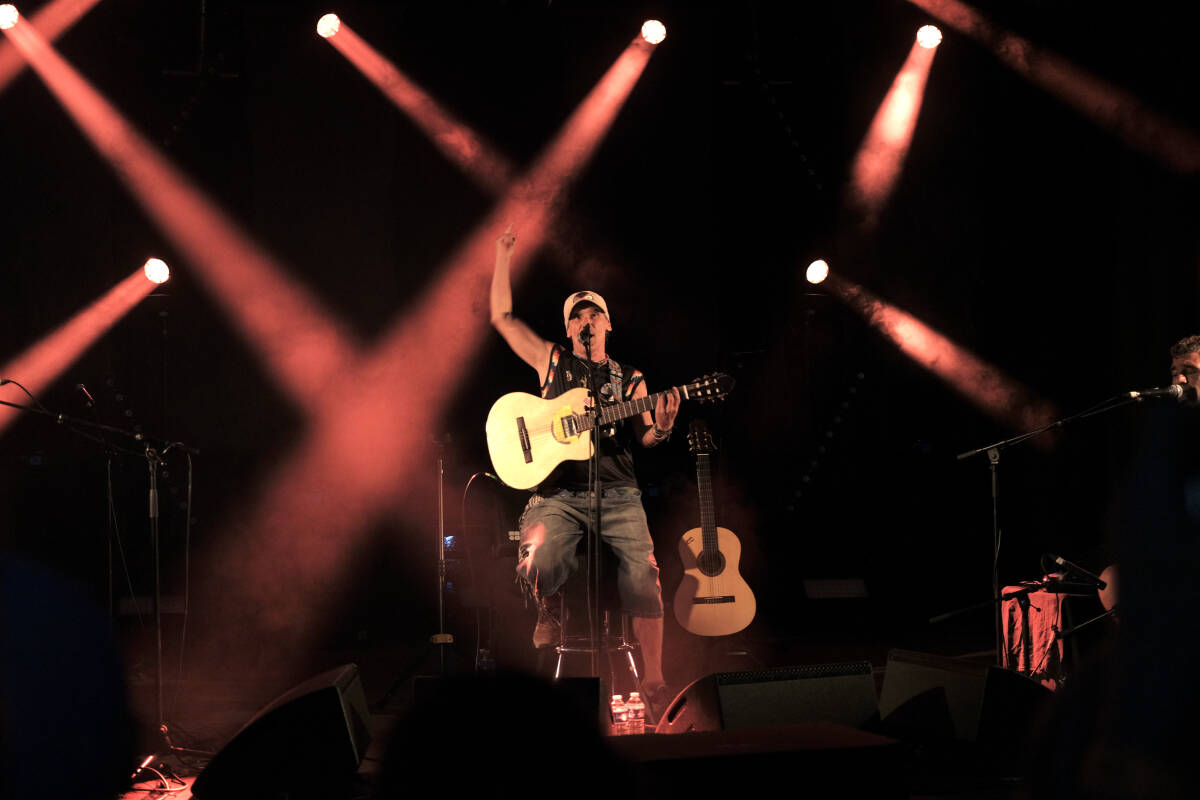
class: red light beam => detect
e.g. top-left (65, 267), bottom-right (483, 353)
top-left (0, 0), bottom-right (102, 95)
top-left (205, 34), bottom-right (659, 642)
top-left (366, 33), bottom-right (660, 396)
top-left (848, 37), bottom-right (938, 229)
top-left (3, 18), bottom-right (361, 412)
top-left (323, 21), bottom-right (514, 194)
top-left (0, 268), bottom-right (154, 436)
top-left (905, 0), bottom-right (1200, 174)
top-left (826, 273), bottom-right (1057, 433)
top-left (323, 21), bottom-right (650, 286)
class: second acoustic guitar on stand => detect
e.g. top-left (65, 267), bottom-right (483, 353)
top-left (673, 419), bottom-right (755, 637)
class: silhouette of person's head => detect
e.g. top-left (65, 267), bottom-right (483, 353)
top-left (378, 671), bottom-right (641, 799)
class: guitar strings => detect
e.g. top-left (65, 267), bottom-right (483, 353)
top-left (697, 452), bottom-right (724, 600)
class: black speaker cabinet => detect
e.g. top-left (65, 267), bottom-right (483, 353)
top-left (878, 649), bottom-right (1052, 747)
top-left (191, 663), bottom-right (370, 799)
top-left (655, 661), bottom-right (878, 734)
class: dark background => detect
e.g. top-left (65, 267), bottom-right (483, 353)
top-left (1, 0), bottom-right (1196, 710)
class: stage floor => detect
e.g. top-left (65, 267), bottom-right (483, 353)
top-left (112, 631), bottom-right (1037, 800)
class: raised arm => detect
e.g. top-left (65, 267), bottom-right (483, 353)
top-left (491, 226), bottom-right (554, 382)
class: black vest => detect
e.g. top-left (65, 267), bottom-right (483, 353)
top-left (538, 344), bottom-right (643, 491)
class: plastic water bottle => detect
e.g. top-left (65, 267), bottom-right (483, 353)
top-left (626, 691), bottom-right (645, 735)
top-left (610, 694), bottom-right (628, 736)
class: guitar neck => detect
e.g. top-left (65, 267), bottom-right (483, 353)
top-left (574, 386), bottom-right (684, 432)
top-left (696, 453), bottom-right (719, 554)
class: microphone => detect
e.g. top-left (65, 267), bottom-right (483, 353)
top-left (1127, 384), bottom-right (1196, 402)
top-left (577, 325), bottom-right (592, 343)
top-left (76, 383), bottom-right (96, 408)
top-left (1049, 554), bottom-right (1107, 590)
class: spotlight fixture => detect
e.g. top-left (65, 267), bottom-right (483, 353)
top-left (143, 258), bottom-right (170, 285)
top-left (916, 25), bottom-right (942, 49)
top-left (0, 5), bottom-right (19, 30)
top-left (641, 19), bottom-right (666, 45)
top-left (806, 259), bottom-right (830, 285)
top-left (317, 13), bottom-right (341, 39)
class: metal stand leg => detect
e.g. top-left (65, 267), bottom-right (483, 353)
top-left (553, 604), bottom-right (642, 693)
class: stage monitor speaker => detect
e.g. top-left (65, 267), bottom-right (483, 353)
top-left (191, 663), bottom-right (370, 799)
top-left (655, 661), bottom-right (878, 734)
top-left (878, 649), bottom-right (1052, 746)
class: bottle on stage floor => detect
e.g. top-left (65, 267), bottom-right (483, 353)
top-left (610, 694), bottom-right (628, 736)
top-left (626, 691), bottom-right (645, 735)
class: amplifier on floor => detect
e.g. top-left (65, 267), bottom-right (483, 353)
top-left (655, 661), bottom-right (878, 734)
top-left (191, 663), bottom-right (370, 799)
top-left (878, 649), bottom-right (1053, 750)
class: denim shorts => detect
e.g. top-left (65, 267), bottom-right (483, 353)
top-left (516, 487), bottom-right (663, 618)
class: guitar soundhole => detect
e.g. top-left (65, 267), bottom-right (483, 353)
top-left (697, 552), bottom-right (725, 577)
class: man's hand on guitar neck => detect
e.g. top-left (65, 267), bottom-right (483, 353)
top-left (645, 386), bottom-right (680, 446)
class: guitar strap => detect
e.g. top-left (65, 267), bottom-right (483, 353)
top-left (540, 346), bottom-right (564, 399)
top-left (543, 344), bottom-right (634, 402)
top-left (607, 358), bottom-right (623, 399)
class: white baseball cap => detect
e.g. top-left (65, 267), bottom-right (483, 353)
top-left (562, 290), bottom-right (611, 332)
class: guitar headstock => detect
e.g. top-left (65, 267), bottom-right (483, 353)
top-left (686, 372), bottom-right (733, 404)
top-left (688, 419), bottom-right (715, 456)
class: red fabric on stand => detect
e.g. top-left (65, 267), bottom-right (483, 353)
top-left (1001, 578), bottom-right (1064, 689)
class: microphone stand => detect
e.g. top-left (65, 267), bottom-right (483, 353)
top-left (1054, 605), bottom-right (1117, 641)
top-left (0, 395), bottom-right (201, 768)
top-left (580, 328), bottom-right (604, 679)
top-left (373, 437), bottom-right (456, 714)
top-left (953, 391), bottom-right (1144, 666)
top-left (432, 437), bottom-right (453, 673)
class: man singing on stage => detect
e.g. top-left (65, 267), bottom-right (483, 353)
top-left (1169, 334), bottom-right (1200, 401)
top-left (489, 226), bottom-right (678, 709)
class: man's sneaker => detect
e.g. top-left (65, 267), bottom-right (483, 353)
top-left (643, 684), bottom-right (675, 725)
top-left (532, 597), bottom-right (565, 648)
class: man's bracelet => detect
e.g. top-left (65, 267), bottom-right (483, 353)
top-left (652, 424), bottom-right (672, 442)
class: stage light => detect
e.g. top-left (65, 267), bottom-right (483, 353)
top-left (1, 269), bottom-right (156, 437)
top-left (847, 36), bottom-right (939, 230)
top-left (905, 0), bottom-right (1200, 173)
top-left (143, 258), bottom-right (170, 284)
top-left (0, 5), bottom-right (19, 30)
top-left (806, 259), bottom-right (830, 284)
top-left (641, 19), bottom-right (666, 45)
top-left (6, 21), bottom-right (360, 408)
top-left (1, 0), bottom-right (105, 97)
top-left (316, 13), bottom-right (340, 39)
top-left (916, 25), bottom-right (942, 49)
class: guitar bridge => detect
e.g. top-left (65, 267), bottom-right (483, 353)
top-left (693, 596), bottom-right (736, 604)
top-left (516, 416), bottom-right (533, 463)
